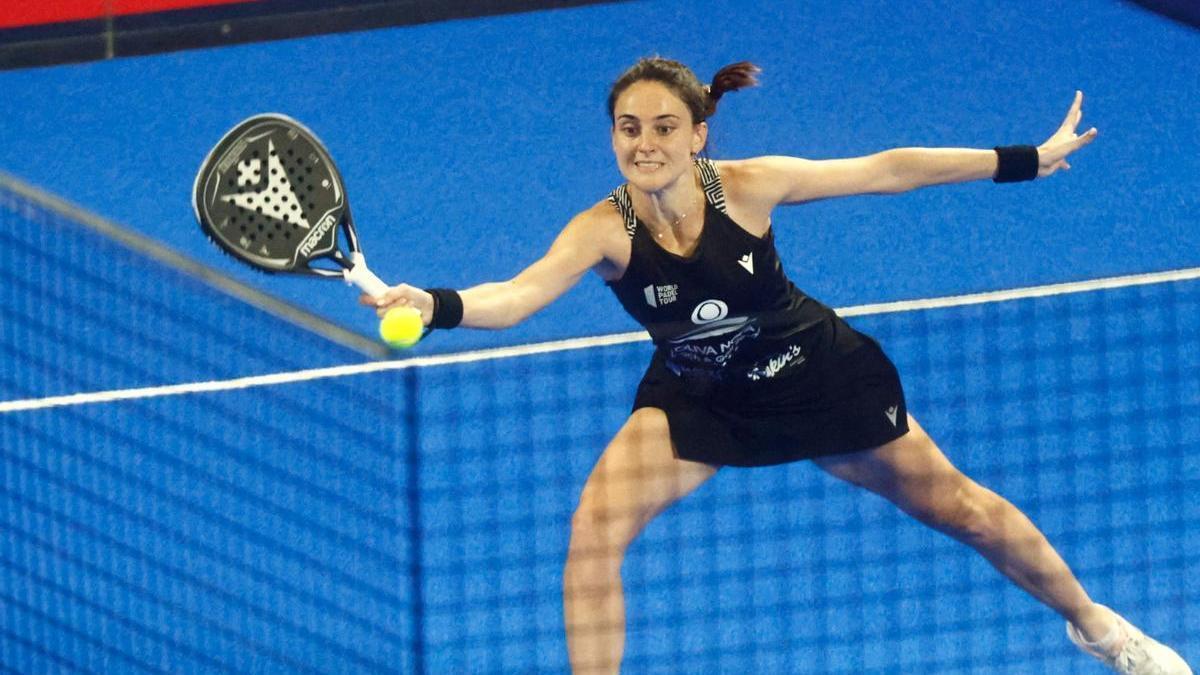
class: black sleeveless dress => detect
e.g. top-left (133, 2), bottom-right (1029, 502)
top-left (606, 158), bottom-right (909, 466)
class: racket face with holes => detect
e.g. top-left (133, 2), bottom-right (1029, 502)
top-left (193, 114), bottom-right (347, 275)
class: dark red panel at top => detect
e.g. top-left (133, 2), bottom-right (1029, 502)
top-left (0, 0), bottom-right (257, 30)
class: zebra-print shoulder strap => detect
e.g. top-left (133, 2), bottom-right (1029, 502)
top-left (607, 159), bottom-right (724, 238)
top-left (607, 184), bottom-right (638, 238)
top-left (695, 157), bottom-right (727, 214)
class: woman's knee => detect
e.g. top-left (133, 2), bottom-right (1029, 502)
top-left (568, 494), bottom-right (641, 561)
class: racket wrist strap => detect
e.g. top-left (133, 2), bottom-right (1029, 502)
top-left (993, 145), bottom-right (1039, 183)
top-left (427, 288), bottom-right (464, 329)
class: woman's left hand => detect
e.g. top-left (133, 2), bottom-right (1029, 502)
top-left (1037, 90), bottom-right (1099, 177)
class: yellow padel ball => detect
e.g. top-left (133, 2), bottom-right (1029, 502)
top-left (379, 306), bottom-right (424, 349)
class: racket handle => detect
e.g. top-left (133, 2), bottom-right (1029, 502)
top-left (344, 253), bottom-right (390, 298)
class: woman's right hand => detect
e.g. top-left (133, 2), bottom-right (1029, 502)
top-left (359, 284), bottom-right (434, 325)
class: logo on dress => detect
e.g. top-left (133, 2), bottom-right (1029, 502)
top-left (737, 252), bottom-right (754, 274)
top-left (690, 299), bottom-right (729, 324)
top-left (643, 283), bottom-right (679, 308)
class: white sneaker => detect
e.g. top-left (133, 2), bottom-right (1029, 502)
top-left (1067, 605), bottom-right (1192, 675)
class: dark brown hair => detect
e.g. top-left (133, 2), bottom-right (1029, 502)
top-left (607, 58), bottom-right (761, 124)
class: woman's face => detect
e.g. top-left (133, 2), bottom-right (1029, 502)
top-left (611, 80), bottom-right (707, 193)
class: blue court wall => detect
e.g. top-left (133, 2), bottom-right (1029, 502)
top-left (0, 0), bottom-right (1197, 356)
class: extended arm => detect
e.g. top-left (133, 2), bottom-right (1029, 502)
top-left (364, 207), bottom-right (610, 329)
top-left (455, 218), bottom-right (601, 328)
top-left (730, 91), bottom-right (1098, 208)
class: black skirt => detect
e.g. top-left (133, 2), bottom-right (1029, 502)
top-left (631, 314), bottom-right (909, 467)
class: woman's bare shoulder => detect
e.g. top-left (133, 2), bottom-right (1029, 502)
top-left (570, 198), bottom-right (627, 239)
top-left (565, 198), bottom-right (631, 280)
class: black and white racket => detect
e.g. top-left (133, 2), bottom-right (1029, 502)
top-left (192, 113), bottom-right (389, 297)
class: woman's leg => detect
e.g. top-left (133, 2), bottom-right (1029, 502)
top-left (817, 414), bottom-right (1192, 673)
top-left (811, 415), bottom-right (1116, 639)
top-left (564, 407), bottom-right (718, 674)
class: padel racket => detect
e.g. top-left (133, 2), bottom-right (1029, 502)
top-left (192, 113), bottom-right (389, 297)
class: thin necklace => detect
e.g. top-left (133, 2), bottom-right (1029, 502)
top-left (654, 191), bottom-right (701, 239)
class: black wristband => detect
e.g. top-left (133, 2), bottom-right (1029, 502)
top-left (426, 288), bottom-right (463, 329)
top-left (993, 145), bottom-right (1040, 183)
